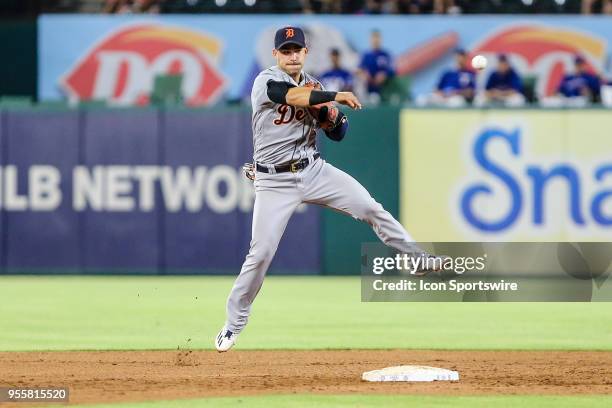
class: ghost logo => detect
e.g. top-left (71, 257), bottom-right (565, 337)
top-left (273, 105), bottom-right (306, 125)
top-left (285, 28), bottom-right (295, 39)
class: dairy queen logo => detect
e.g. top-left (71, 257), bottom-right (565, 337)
top-left (471, 24), bottom-right (607, 97)
top-left (60, 24), bottom-right (227, 106)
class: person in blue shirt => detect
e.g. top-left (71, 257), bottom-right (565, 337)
top-left (483, 54), bottom-right (525, 106)
top-left (436, 49), bottom-right (476, 102)
top-left (356, 30), bottom-right (395, 99)
top-left (320, 48), bottom-right (354, 92)
top-left (557, 55), bottom-right (601, 102)
top-left (603, 77), bottom-right (612, 107)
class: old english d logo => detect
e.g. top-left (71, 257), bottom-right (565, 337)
top-left (285, 28), bottom-right (295, 39)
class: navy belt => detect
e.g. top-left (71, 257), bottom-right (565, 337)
top-left (256, 153), bottom-right (320, 174)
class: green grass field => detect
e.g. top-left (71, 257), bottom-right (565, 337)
top-left (1, 276), bottom-right (611, 351)
top-left (1, 275), bottom-right (611, 407)
top-left (69, 395), bottom-right (612, 408)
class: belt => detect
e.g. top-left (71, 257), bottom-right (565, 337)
top-left (256, 153), bottom-right (320, 174)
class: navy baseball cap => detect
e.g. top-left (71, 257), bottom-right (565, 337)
top-left (274, 26), bottom-right (306, 49)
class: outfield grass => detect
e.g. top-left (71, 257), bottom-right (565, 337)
top-left (68, 395), bottom-right (612, 408)
top-left (1, 276), bottom-right (611, 351)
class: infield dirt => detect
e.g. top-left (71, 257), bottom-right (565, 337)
top-left (1, 350), bottom-right (612, 406)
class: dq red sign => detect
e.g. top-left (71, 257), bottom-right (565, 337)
top-left (60, 24), bottom-right (227, 106)
top-left (472, 25), bottom-right (606, 97)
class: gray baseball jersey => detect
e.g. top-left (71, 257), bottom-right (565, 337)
top-left (251, 65), bottom-right (321, 164)
top-left (222, 66), bottom-right (421, 338)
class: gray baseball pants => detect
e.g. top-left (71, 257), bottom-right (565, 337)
top-left (225, 157), bottom-right (417, 334)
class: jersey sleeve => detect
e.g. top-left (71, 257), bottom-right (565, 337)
top-left (557, 76), bottom-right (570, 96)
top-left (344, 71), bottom-right (354, 89)
top-left (358, 53), bottom-right (369, 71)
top-left (485, 73), bottom-right (495, 90)
top-left (385, 51), bottom-right (395, 77)
top-left (251, 71), bottom-right (276, 108)
top-left (511, 71), bottom-right (523, 92)
top-left (437, 72), bottom-right (450, 90)
top-left (315, 78), bottom-right (326, 91)
top-left (588, 74), bottom-right (601, 94)
top-left (467, 72), bottom-right (476, 89)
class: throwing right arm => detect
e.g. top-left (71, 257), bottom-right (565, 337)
top-left (266, 81), bottom-right (362, 110)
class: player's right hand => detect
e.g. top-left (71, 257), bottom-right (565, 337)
top-left (335, 92), bottom-right (362, 110)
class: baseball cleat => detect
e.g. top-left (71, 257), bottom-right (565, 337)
top-left (215, 327), bottom-right (237, 352)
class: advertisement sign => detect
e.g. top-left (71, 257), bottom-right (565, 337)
top-left (39, 15), bottom-right (612, 105)
top-left (0, 109), bottom-right (320, 273)
top-left (59, 24), bottom-right (227, 106)
top-left (400, 109), bottom-right (612, 241)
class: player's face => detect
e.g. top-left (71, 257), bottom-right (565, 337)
top-left (498, 60), bottom-right (510, 73)
top-left (455, 54), bottom-right (467, 69)
top-left (273, 45), bottom-right (308, 76)
top-left (371, 33), bottom-right (381, 50)
top-left (331, 53), bottom-right (340, 67)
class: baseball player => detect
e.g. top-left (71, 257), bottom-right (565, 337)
top-left (216, 26), bottom-right (437, 352)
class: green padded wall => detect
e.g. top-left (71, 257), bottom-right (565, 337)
top-left (0, 21), bottom-right (37, 99)
top-left (320, 106), bottom-right (400, 275)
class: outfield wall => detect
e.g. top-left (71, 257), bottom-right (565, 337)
top-left (324, 108), bottom-right (612, 275)
top-left (400, 109), bottom-right (612, 242)
top-left (0, 106), bottom-right (396, 275)
top-left (0, 21), bottom-right (37, 99)
top-left (319, 107), bottom-right (400, 275)
top-left (1, 107), bottom-right (610, 275)
top-left (0, 107), bottom-right (320, 274)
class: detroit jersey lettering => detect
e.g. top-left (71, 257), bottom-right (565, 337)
top-left (251, 65), bottom-right (322, 165)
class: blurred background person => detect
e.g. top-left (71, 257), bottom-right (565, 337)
top-left (356, 29), bottom-right (395, 104)
top-left (433, 0), bottom-right (461, 13)
top-left (394, 0), bottom-right (434, 13)
top-left (104, 0), bottom-right (160, 13)
top-left (301, 0), bottom-right (343, 14)
top-left (361, 0), bottom-right (386, 13)
top-left (475, 54), bottom-right (525, 107)
top-left (320, 48), bottom-right (354, 92)
top-left (582, 0), bottom-right (612, 14)
top-left (390, 0), bottom-right (461, 14)
top-left (417, 48), bottom-right (475, 107)
top-left (557, 55), bottom-right (601, 105)
top-left (541, 54), bottom-right (602, 107)
top-left (602, 73), bottom-right (612, 107)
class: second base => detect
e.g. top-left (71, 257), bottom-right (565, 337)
top-left (362, 365), bottom-right (459, 382)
